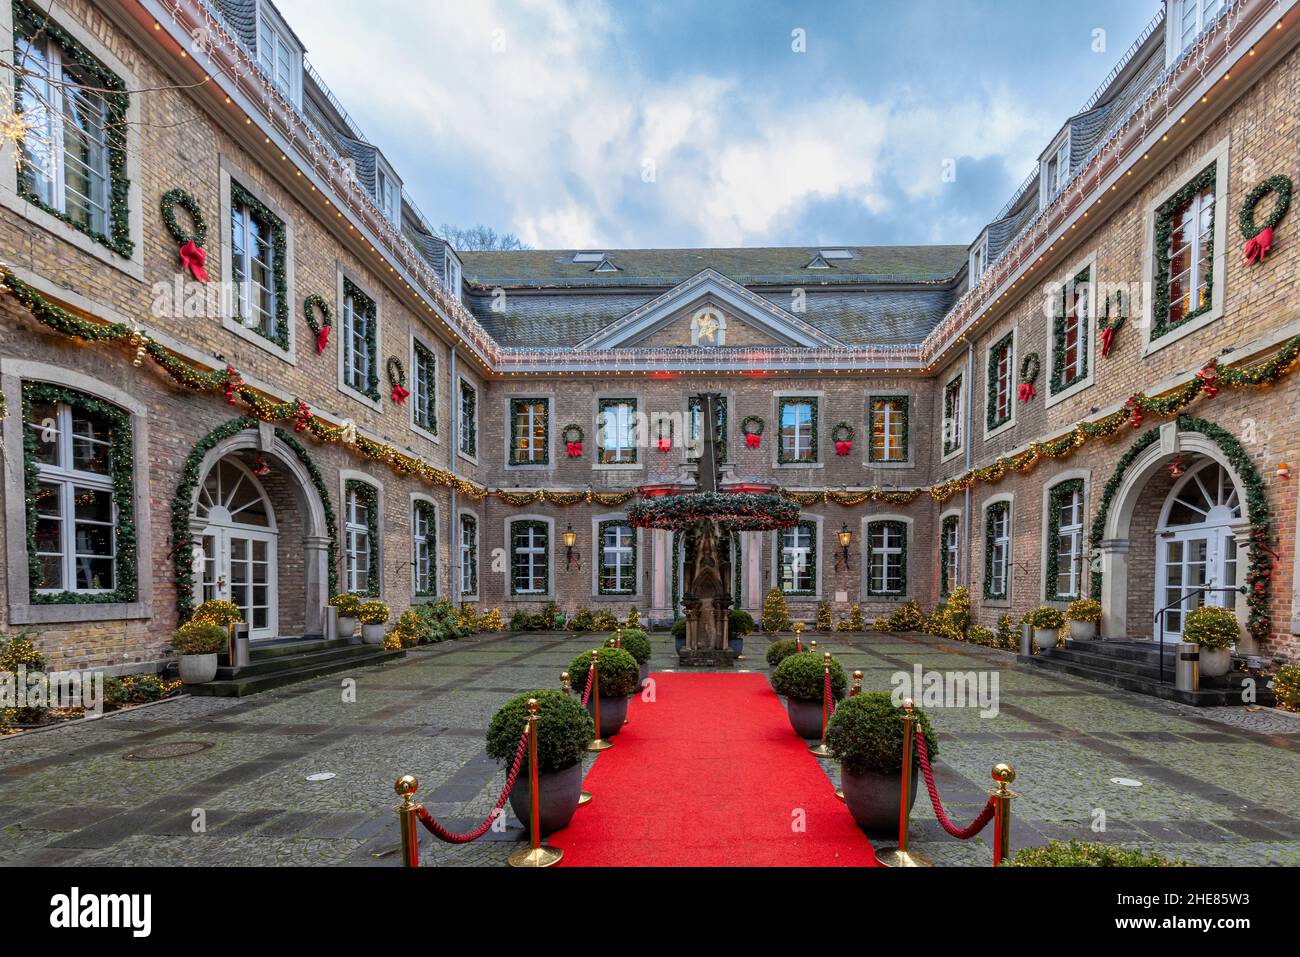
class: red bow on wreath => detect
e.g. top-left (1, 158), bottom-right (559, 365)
top-left (390, 384), bottom-right (410, 404)
top-left (1017, 382), bottom-right (1036, 402)
top-left (657, 438), bottom-right (672, 452)
top-left (1244, 226), bottom-right (1274, 265)
top-left (744, 433), bottom-right (761, 449)
top-left (178, 241), bottom-right (209, 282)
top-left (1196, 361), bottom-right (1218, 398)
top-left (1100, 326), bottom-right (1116, 357)
top-left (834, 441), bottom-right (852, 456)
top-left (566, 441), bottom-right (583, 458)
top-left (315, 325), bottom-right (331, 354)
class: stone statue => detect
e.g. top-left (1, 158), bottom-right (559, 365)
top-left (681, 393), bottom-right (732, 663)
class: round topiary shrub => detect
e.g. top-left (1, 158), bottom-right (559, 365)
top-left (671, 619), bottom-right (687, 640)
top-left (1028, 606), bottom-right (1065, 629)
top-left (1182, 605), bottom-right (1238, 650)
top-left (171, 621), bottom-right (227, 655)
top-left (485, 690), bottom-right (594, 775)
top-left (771, 651), bottom-right (848, 703)
top-left (1007, 839), bottom-right (1181, 867)
top-left (568, 647), bottom-right (640, 698)
top-left (826, 692), bottom-right (938, 775)
top-left (613, 628), bottom-right (651, 665)
top-left (1065, 598), bottom-right (1102, 622)
top-left (729, 609), bottom-right (754, 636)
top-left (765, 637), bottom-right (799, 667)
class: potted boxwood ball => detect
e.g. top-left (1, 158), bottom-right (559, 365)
top-left (728, 609), bottom-right (754, 657)
top-left (613, 628), bottom-right (653, 687)
top-left (771, 651), bottom-right (848, 738)
top-left (1028, 606), bottom-right (1064, 652)
top-left (671, 618), bottom-right (687, 654)
top-left (1065, 599), bottom-right (1101, 641)
top-left (568, 647), bottom-right (640, 738)
top-left (1182, 605), bottom-right (1237, 677)
top-left (486, 690), bottom-right (594, 835)
top-left (171, 620), bottom-right (226, 684)
top-left (357, 600), bottom-right (390, 644)
top-left (330, 593), bottom-right (362, 639)
top-left (827, 692), bottom-right (938, 834)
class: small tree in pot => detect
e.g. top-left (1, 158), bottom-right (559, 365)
top-left (568, 647), bottom-right (640, 738)
top-left (1065, 599), bottom-right (1101, 641)
top-left (329, 593), bottom-right (362, 638)
top-left (1027, 606), bottom-right (1064, 652)
top-left (827, 692), bottom-right (938, 833)
top-left (771, 651), bottom-right (848, 738)
top-left (172, 621), bottom-right (226, 684)
top-left (612, 628), bottom-right (652, 687)
top-left (357, 600), bottom-right (390, 644)
top-left (486, 690), bottom-right (594, 835)
top-left (1182, 605), bottom-right (1238, 677)
top-left (728, 608), bottom-right (754, 657)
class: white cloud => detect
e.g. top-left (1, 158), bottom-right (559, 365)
top-left (275, 0), bottom-right (1052, 247)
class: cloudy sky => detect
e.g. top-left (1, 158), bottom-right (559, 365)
top-left (276, 0), bottom-right (1163, 250)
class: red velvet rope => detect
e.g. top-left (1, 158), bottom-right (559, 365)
top-left (582, 668), bottom-right (593, 707)
top-left (415, 723), bottom-right (530, 844)
top-left (824, 670), bottom-right (834, 717)
top-left (913, 727), bottom-right (996, 840)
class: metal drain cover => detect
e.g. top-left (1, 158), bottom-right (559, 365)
top-left (122, 741), bottom-right (213, 761)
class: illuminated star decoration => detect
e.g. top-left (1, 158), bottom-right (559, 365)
top-left (694, 312), bottom-right (719, 344)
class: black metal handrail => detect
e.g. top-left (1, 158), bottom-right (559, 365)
top-left (1153, 585), bottom-right (1247, 683)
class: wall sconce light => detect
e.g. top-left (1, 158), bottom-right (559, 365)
top-left (837, 523), bottom-right (852, 570)
top-left (563, 523), bottom-right (578, 568)
top-left (1278, 462), bottom-right (1291, 480)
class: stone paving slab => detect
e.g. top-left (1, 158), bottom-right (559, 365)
top-left (1, 630), bottom-right (1297, 867)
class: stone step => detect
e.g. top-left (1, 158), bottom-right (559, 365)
top-left (247, 636), bottom-right (351, 660)
top-left (1020, 652), bottom-right (1272, 707)
top-left (189, 647), bottom-right (405, 697)
top-left (213, 642), bottom-right (390, 680)
top-left (1064, 638), bottom-right (1177, 662)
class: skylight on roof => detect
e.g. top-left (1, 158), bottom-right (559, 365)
top-left (572, 252), bottom-right (606, 263)
top-left (819, 249), bottom-right (853, 259)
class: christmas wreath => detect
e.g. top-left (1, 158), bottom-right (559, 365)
top-left (562, 423), bottom-right (584, 458)
top-left (1098, 290), bottom-right (1126, 357)
top-left (741, 415), bottom-right (764, 449)
top-left (386, 356), bottom-right (408, 404)
top-left (1018, 352), bottom-right (1040, 402)
top-left (626, 491), bottom-right (799, 532)
top-left (160, 188), bottom-right (209, 281)
top-left (1239, 175), bottom-right (1292, 264)
top-left (831, 422), bottom-right (854, 456)
top-left (303, 294), bottom-right (333, 353)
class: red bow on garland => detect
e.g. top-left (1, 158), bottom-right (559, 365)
top-left (293, 400), bottom-right (312, 433)
top-left (1244, 226), bottom-right (1274, 265)
top-left (834, 441), bottom-right (852, 456)
top-left (315, 325), bottom-right (331, 354)
top-left (1017, 382), bottom-right (1036, 402)
top-left (223, 364), bottom-right (242, 405)
top-left (1196, 361), bottom-right (1218, 398)
top-left (178, 241), bottom-right (209, 282)
top-left (566, 441), bottom-right (583, 458)
top-left (391, 384), bottom-right (410, 404)
top-left (744, 434), bottom-right (761, 449)
top-left (657, 438), bottom-right (672, 451)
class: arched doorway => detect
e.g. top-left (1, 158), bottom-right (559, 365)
top-left (1154, 459), bottom-right (1240, 642)
top-left (195, 458), bottom-right (278, 639)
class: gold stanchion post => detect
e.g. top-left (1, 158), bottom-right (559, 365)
top-left (508, 699), bottom-right (563, 867)
top-left (991, 763), bottom-right (1017, 867)
top-left (877, 698), bottom-right (930, 867)
top-left (794, 621), bottom-right (804, 652)
top-left (585, 649), bottom-right (613, 751)
top-left (809, 652), bottom-right (833, 758)
top-left (850, 670), bottom-right (862, 697)
top-left (394, 775), bottom-right (421, 868)
top-left (562, 671), bottom-right (593, 806)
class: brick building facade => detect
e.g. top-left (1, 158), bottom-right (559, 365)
top-left (1, 0), bottom-right (1298, 679)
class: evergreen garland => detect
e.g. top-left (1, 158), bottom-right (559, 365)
top-left (159, 188), bottom-right (207, 246)
top-left (1152, 163), bottom-right (1217, 339)
top-left (386, 356), bottom-right (406, 391)
top-left (230, 181), bottom-right (289, 350)
top-left (627, 491), bottom-right (799, 532)
top-left (777, 397), bottom-right (818, 464)
top-left (1050, 266), bottom-right (1091, 395)
top-left (831, 422), bottom-right (855, 443)
top-left (509, 520), bottom-right (548, 596)
top-left (865, 519), bottom-right (907, 597)
top-left (1087, 428), bottom-right (1159, 599)
top-left (1019, 353), bottom-right (1040, 385)
top-left (1239, 175), bottom-right (1292, 238)
top-left (1044, 478), bottom-right (1084, 601)
top-left (345, 479), bottom-right (381, 597)
top-left (942, 374), bottom-right (963, 455)
top-left (508, 398), bottom-right (550, 465)
top-left (939, 514), bottom-right (959, 596)
top-left (12, 1), bottom-right (133, 258)
top-left (459, 382), bottom-right (477, 455)
top-left (303, 294), bottom-right (332, 348)
top-left (342, 278), bottom-right (380, 399)
top-left (596, 520), bottom-right (637, 595)
top-left (740, 415), bottom-right (765, 436)
top-left (780, 520), bottom-right (817, 596)
top-left (986, 331), bottom-right (1014, 431)
top-left (867, 395), bottom-right (909, 462)
top-left (21, 382), bottom-right (137, 604)
top-left (597, 398), bottom-right (637, 464)
top-left (983, 500), bottom-right (1010, 600)
top-left (413, 499), bottom-right (436, 597)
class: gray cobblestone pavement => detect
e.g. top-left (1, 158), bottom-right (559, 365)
top-left (1, 630), bottom-right (1296, 867)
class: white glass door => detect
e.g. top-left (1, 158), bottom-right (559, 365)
top-left (194, 459), bottom-right (278, 640)
top-left (1157, 530), bottom-right (1234, 643)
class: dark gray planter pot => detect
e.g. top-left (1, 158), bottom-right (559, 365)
top-left (585, 694), bottom-right (629, 738)
top-left (508, 760), bottom-right (583, 836)
top-left (728, 637), bottom-right (744, 658)
top-left (638, 661), bottom-right (650, 688)
top-left (674, 636), bottom-right (686, 655)
top-left (841, 766), bottom-right (916, 834)
top-left (786, 697), bottom-right (824, 738)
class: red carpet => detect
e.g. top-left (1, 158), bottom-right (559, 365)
top-left (552, 673), bottom-right (877, 866)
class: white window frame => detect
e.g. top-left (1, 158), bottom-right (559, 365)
top-left (866, 521), bottom-right (906, 597)
top-left (984, 497), bottom-right (1013, 604)
top-left (985, 328), bottom-right (1016, 438)
top-left (939, 511), bottom-right (961, 596)
top-left (458, 378), bottom-right (478, 462)
top-left (508, 517), bottom-right (552, 598)
top-left (336, 270), bottom-right (381, 410)
top-left (375, 161), bottom-right (401, 224)
top-left (28, 400), bottom-right (117, 595)
top-left (941, 373), bottom-right (964, 463)
top-left (506, 396), bottom-right (551, 469)
top-left (1167, 0), bottom-right (1227, 63)
top-left (868, 394), bottom-right (909, 465)
top-left (1041, 471), bottom-right (1090, 604)
top-left (1053, 484), bottom-right (1084, 600)
top-left (1040, 131), bottom-right (1070, 209)
top-left (459, 512), bottom-right (479, 598)
top-left (445, 250), bottom-right (463, 302)
top-left (595, 520), bottom-right (637, 596)
top-left (969, 232), bottom-right (989, 285)
top-left (597, 397), bottom-right (639, 467)
top-left (256, 1), bottom-right (302, 106)
top-left (410, 336), bottom-right (438, 440)
top-left (231, 194), bottom-right (279, 344)
top-left (1047, 252), bottom-right (1097, 407)
top-left (412, 496), bottom-right (436, 598)
top-left (774, 391), bottom-right (822, 468)
top-left (775, 520), bottom-right (818, 596)
top-left (344, 484), bottom-right (373, 595)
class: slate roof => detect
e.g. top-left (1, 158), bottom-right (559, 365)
top-left (459, 245), bottom-right (967, 289)
top-left (211, 0), bottom-right (257, 52)
top-left (337, 136), bottom-right (377, 196)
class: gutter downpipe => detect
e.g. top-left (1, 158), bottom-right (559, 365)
top-left (963, 338), bottom-right (974, 590)
top-left (449, 347), bottom-right (459, 608)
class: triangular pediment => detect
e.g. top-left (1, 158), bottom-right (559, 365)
top-left (572, 269), bottom-right (845, 350)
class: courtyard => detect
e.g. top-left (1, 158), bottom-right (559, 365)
top-left (1, 630), bottom-right (1296, 868)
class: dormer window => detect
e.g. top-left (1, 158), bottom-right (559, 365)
top-left (375, 163), bottom-right (401, 224)
top-left (256, 2), bottom-right (302, 106)
top-left (970, 234), bottom-right (989, 284)
top-left (805, 255), bottom-right (832, 269)
top-left (1040, 134), bottom-right (1070, 208)
top-left (444, 250), bottom-right (462, 303)
top-left (592, 256), bottom-right (619, 273)
top-left (1170, 0), bottom-right (1226, 60)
